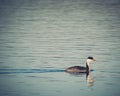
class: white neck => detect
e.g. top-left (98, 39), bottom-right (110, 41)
top-left (86, 59), bottom-right (91, 71)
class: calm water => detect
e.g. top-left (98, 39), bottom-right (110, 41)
top-left (0, 0), bottom-right (120, 96)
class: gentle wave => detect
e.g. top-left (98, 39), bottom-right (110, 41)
top-left (0, 69), bottom-right (65, 74)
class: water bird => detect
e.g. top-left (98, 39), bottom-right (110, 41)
top-left (65, 57), bottom-right (96, 73)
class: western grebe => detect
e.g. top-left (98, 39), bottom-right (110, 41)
top-left (65, 57), bottom-right (96, 73)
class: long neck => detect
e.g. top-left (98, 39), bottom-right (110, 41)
top-left (86, 62), bottom-right (90, 71)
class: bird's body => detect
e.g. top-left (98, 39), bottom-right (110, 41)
top-left (65, 65), bottom-right (88, 73)
top-left (65, 57), bottom-right (96, 73)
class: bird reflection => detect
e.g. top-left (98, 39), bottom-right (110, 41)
top-left (86, 72), bottom-right (94, 87)
top-left (66, 71), bottom-right (95, 87)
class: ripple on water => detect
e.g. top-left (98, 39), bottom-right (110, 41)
top-left (0, 69), bottom-right (65, 74)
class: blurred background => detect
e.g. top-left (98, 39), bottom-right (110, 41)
top-left (0, 0), bottom-right (120, 96)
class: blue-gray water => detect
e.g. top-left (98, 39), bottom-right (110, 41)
top-left (0, 0), bottom-right (120, 96)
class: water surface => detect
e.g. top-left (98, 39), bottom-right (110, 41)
top-left (0, 0), bottom-right (120, 96)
